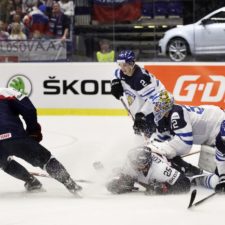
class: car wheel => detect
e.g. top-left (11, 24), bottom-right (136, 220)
top-left (167, 38), bottom-right (190, 62)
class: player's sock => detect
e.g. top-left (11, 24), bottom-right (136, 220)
top-left (44, 157), bottom-right (82, 194)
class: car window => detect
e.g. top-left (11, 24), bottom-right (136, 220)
top-left (208, 11), bottom-right (225, 24)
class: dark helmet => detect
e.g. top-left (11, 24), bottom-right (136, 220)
top-left (128, 146), bottom-right (152, 171)
top-left (117, 50), bottom-right (135, 64)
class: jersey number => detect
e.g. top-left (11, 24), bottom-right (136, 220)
top-left (171, 119), bottom-right (179, 129)
top-left (140, 79), bottom-right (147, 87)
top-left (163, 167), bottom-right (172, 177)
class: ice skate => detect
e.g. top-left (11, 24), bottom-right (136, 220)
top-left (63, 178), bottom-right (82, 196)
top-left (24, 177), bottom-right (43, 192)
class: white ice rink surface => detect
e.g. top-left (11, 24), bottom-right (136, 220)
top-left (0, 116), bottom-right (224, 225)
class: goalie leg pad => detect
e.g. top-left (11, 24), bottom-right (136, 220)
top-left (198, 145), bottom-right (216, 173)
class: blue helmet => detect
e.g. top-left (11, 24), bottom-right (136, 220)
top-left (117, 50), bottom-right (135, 64)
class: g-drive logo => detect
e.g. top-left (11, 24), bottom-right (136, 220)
top-left (173, 75), bottom-right (225, 103)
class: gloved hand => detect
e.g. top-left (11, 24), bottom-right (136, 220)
top-left (215, 180), bottom-right (225, 193)
top-left (111, 79), bottom-right (123, 100)
top-left (133, 112), bottom-right (147, 133)
top-left (26, 123), bottom-right (43, 142)
top-left (145, 182), bottom-right (169, 195)
top-left (133, 112), bottom-right (154, 138)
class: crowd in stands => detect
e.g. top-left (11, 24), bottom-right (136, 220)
top-left (0, 0), bottom-right (74, 41)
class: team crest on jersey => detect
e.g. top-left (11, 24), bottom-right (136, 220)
top-left (171, 112), bottom-right (180, 120)
top-left (124, 90), bottom-right (136, 106)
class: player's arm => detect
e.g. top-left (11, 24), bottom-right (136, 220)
top-left (106, 173), bottom-right (137, 194)
top-left (9, 88), bottom-right (42, 142)
top-left (111, 69), bottom-right (124, 100)
top-left (148, 108), bottom-right (193, 159)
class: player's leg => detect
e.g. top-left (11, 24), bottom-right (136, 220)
top-left (169, 156), bottom-right (203, 176)
top-left (0, 146), bottom-right (42, 192)
top-left (215, 121), bottom-right (225, 193)
top-left (12, 138), bottom-right (82, 194)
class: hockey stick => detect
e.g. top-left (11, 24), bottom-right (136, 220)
top-left (120, 97), bottom-right (135, 121)
top-left (30, 172), bottom-right (93, 183)
top-left (120, 97), bottom-right (150, 141)
top-left (187, 189), bottom-right (216, 209)
top-left (182, 150), bottom-right (200, 158)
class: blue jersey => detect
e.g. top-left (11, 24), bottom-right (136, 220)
top-left (0, 88), bottom-right (40, 141)
top-left (114, 65), bottom-right (165, 116)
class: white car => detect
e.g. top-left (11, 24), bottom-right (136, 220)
top-left (158, 7), bottom-right (225, 61)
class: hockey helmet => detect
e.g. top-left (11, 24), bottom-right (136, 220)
top-left (152, 90), bottom-right (174, 124)
top-left (117, 50), bottom-right (135, 64)
top-left (128, 146), bottom-right (152, 171)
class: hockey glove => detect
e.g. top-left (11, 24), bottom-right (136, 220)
top-left (26, 123), bottom-right (43, 143)
top-left (106, 174), bottom-right (135, 194)
top-left (215, 179), bottom-right (225, 193)
top-left (111, 79), bottom-right (123, 100)
top-left (145, 182), bottom-right (169, 195)
top-left (133, 113), bottom-right (154, 138)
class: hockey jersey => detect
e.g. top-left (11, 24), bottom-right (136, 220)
top-left (0, 88), bottom-right (40, 141)
top-left (113, 65), bottom-right (165, 116)
top-left (121, 152), bottom-right (180, 185)
top-left (150, 104), bottom-right (225, 158)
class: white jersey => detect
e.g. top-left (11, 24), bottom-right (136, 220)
top-left (121, 152), bottom-right (180, 186)
top-left (114, 65), bottom-right (165, 116)
top-left (150, 104), bottom-right (225, 158)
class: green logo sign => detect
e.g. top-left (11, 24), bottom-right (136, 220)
top-left (7, 75), bottom-right (32, 96)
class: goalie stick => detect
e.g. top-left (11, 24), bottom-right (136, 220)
top-left (30, 172), bottom-right (93, 183)
top-left (187, 189), bottom-right (216, 209)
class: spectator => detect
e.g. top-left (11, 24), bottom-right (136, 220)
top-left (8, 14), bottom-right (26, 35)
top-left (23, 0), bottom-right (49, 39)
top-left (58, 0), bottom-right (74, 17)
top-left (47, 2), bottom-right (70, 41)
top-left (0, 20), bottom-right (9, 40)
top-left (96, 39), bottom-right (115, 62)
top-left (8, 22), bottom-right (27, 40)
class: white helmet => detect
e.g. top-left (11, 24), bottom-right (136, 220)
top-left (128, 146), bottom-right (152, 171)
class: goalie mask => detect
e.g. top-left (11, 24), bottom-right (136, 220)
top-left (152, 90), bottom-right (174, 124)
top-left (128, 146), bottom-right (152, 171)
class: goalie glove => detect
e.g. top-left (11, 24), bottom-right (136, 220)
top-left (26, 123), bottom-right (43, 143)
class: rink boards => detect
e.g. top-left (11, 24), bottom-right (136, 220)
top-left (0, 62), bottom-right (224, 115)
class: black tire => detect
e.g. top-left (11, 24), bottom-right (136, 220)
top-left (167, 38), bottom-right (190, 62)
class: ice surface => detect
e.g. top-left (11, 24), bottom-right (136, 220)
top-left (0, 116), bottom-right (224, 225)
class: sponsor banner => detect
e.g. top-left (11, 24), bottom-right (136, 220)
top-left (144, 65), bottom-right (225, 108)
top-left (0, 63), bottom-right (124, 115)
top-left (0, 40), bottom-right (67, 62)
top-left (92, 0), bottom-right (141, 23)
top-left (0, 63), bottom-right (224, 115)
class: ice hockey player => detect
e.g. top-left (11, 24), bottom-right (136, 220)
top-left (111, 50), bottom-right (165, 138)
top-left (142, 90), bottom-right (225, 193)
top-left (0, 87), bottom-right (81, 195)
top-left (106, 146), bottom-right (219, 195)
top-left (110, 50), bottom-right (201, 177)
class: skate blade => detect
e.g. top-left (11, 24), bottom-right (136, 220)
top-left (26, 187), bottom-right (46, 193)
